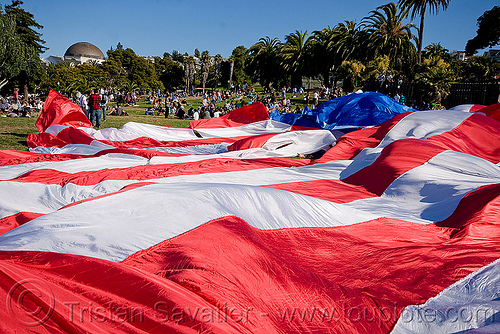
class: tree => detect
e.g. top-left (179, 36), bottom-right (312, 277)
top-left (280, 30), bottom-right (312, 87)
top-left (3, 0), bottom-right (45, 97)
top-left (172, 50), bottom-right (184, 62)
top-left (42, 62), bottom-right (79, 95)
top-left (201, 50), bottom-right (210, 93)
top-left (365, 55), bottom-right (391, 79)
top-left (332, 21), bottom-right (362, 62)
top-left (310, 28), bottom-right (335, 86)
top-left (230, 46), bottom-right (249, 87)
top-left (155, 55), bottom-right (184, 90)
top-left (0, 11), bottom-right (24, 89)
top-left (329, 21), bottom-right (367, 85)
top-left (414, 45), bottom-right (459, 105)
top-left (398, 0), bottom-right (450, 63)
top-left (183, 56), bottom-right (195, 92)
top-left (4, 1), bottom-right (45, 53)
top-left (103, 48), bottom-right (161, 93)
top-left (101, 49), bottom-right (127, 90)
top-left (78, 63), bottom-right (107, 90)
top-left (339, 60), bottom-right (366, 92)
top-left (465, 6), bottom-right (500, 55)
top-left (213, 54), bottom-right (223, 88)
top-left (228, 56), bottom-right (234, 88)
top-left (247, 36), bottom-right (282, 88)
top-left (461, 56), bottom-right (500, 82)
top-left (363, 3), bottom-right (417, 69)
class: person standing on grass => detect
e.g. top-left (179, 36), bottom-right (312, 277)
top-left (100, 91), bottom-right (108, 122)
top-left (312, 91), bottom-right (319, 109)
top-left (80, 92), bottom-right (89, 119)
top-left (88, 90), bottom-right (102, 129)
top-left (13, 88), bottom-right (21, 110)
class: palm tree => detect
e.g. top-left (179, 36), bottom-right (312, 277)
top-left (247, 36), bottom-right (282, 88)
top-left (213, 54), bottom-right (223, 88)
top-left (398, 0), bottom-right (450, 63)
top-left (310, 27), bottom-right (335, 86)
top-left (201, 50), bottom-right (210, 93)
top-left (339, 60), bottom-right (366, 92)
top-left (121, 81), bottom-right (138, 94)
top-left (228, 56), bottom-right (234, 89)
top-left (332, 21), bottom-right (362, 63)
top-left (280, 30), bottom-right (312, 87)
top-left (415, 57), bottom-right (457, 105)
top-left (87, 59), bottom-right (100, 67)
top-left (183, 56), bottom-right (195, 92)
top-left (424, 42), bottom-right (450, 60)
top-left (363, 3), bottom-right (417, 68)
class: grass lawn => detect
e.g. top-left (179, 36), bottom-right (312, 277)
top-left (0, 91), bottom-right (322, 151)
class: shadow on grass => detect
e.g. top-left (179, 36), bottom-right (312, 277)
top-left (0, 132), bottom-right (29, 151)
top-left (0, 132), bottom-right (28, 138)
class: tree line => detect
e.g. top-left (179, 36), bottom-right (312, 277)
top-left (0, 0), bottom-right (499, 106)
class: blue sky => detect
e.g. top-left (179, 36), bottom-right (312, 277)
top-left (8, 0), bottom-right (499, 58)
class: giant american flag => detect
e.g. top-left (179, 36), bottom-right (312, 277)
top-left (0, 90), bottom-right (498, 333)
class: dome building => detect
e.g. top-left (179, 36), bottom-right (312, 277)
top-left (63, 42), bottom-right (105, 64)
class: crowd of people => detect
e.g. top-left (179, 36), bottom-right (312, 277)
top-left (0, 88), bottom-right (43, 118)
top-left (139, 84), bottom-right (348, 121)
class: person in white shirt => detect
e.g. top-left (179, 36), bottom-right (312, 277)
top-left (312, 91), bottom-right (319, 109)
top-left (193, 109), bottom-right (200, 120)
top-left (79, 93), bottom-right (88, 118)
top-left (394, 93), bottom-right (401, 103)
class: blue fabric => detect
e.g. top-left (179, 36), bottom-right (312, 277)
top-left (270, 109), bottom-right (300, 125)
top-left (316, 92), bottom-right (415, 129)
top-left (293, 114), bottom-right (321, 128)
top-left (270, 92), bottom-right (415, 130)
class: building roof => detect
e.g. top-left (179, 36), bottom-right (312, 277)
top-left (64, 42), bottom-right (105, 60)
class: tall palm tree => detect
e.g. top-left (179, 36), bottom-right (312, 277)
top-left (327, 20), bottom-right (367, 84)
top-left (201, 50), bottom-right (210, 93)
top-left (228, 56), bottom-right (234, 88)
top-left (332, 21), bottom-right (362, 63)
top-left (398, 0), bottom-right (450, 63)
top-left (280, 30), bottom-right (312, 87)
top-left (248, 36), bottom-right (282, 88)
top-left (363, 2), bottom-right (417, 67)
top-left (213, 54), bottom-right (223, 88)
top-left (183, 56), bottom-right (195, 92)
top-left (310, 27), bottom-right (335, 86)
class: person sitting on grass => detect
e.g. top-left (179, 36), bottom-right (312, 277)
top-left (7, 100), bottom-right (20, 117)
top-left (109, 105), bottom-right (128, 116)
top-left (0, 98), bottom-right (9, 115)
top-left (176, 105), bottom-right (185, 119)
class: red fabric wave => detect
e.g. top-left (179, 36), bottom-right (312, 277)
top-left (189, 102), bottom-right (270, 129)
top-left (477, 103), bottom-right (500, 121)
top-left (36, 90), bottom-right (92, 132)
top-left (0, 213), bottom-right (497, 333)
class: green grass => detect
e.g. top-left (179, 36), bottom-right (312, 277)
top-left (0, 116), bottom-right (38, 151)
